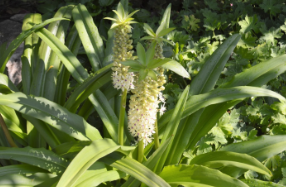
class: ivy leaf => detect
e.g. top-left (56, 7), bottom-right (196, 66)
top-left (238, 15), bottom-right (261, 34)
top-left (259, 0), bottom-right (281, 17)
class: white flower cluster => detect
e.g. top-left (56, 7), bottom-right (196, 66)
top-left (111, 25), bottom-right (135, 92)
top-left (128, 73), bottom-right (166, 146)
top-left (112, 71), bottom-right (135, 91)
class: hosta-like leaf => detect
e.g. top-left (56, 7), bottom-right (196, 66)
top-left (160, 164), bottom-right (248, 187)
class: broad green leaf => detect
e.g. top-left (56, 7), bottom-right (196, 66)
top-left (57, 139), bottom-right (120, 187)
top-left (136, 42), bottom-right (147, 65)
top-left (221, 135), bottom-right (286, 162)
top-left (143, 23), bottom-right (156, 37)
top-left (156, 86), bottom-right (189, 172)
top-left (35, 28), bottom-right (89, 83)
top-left (157, 28), bottom-right (176, 38)
top-left (156, 4), bottom-right (171, 36)
top-left (55, 25), bottom-right (81, 106)
top-left (138, 69), bottom-right (148, 82)
top-left (241, 179), bottom-right (285, 187)
top-left (122, 138), bottom-right (172, 187)
top-left (0, 146), bottom-right (68, 174)
top-left (101, 152), bottom-right (170, 187)
top-left (189, 151), bottom-right (272, 177)
top-left (72, 4), bottom-right (104, 71)
top-left (76, 170), bottom-right (126, 187)
top-left (147, 59), bottom-right (177, 69)
top-left (64, 65), bottom-right (112, 113)
top-left (146, 42), bottom-right (156, 65)
top-left (0, 92), bottom-right (102, 141)
top-left (0, 164), bottom-right (48, 177)
top-left (120, 60), bottom-right (144, 69)
top-left (0, 173), bottom-right (57, 186)
top-left (159, 164), bottom-right (248, 187)
top-left (0, 17), bottom-right (68, 73)
top-left (53, 141), bottom-right (90, 159)
top-left (161, 61), bottom-right (190, 79)
top-left (159, 86), bottom-right (286, 129)
top-left (42, 5), bottom-right (74, 101)
top-left (190, 34), bottom-right (241, 95)
top-left (0, 73), bottom-right (18, 92)
top-left (35, 27), bottom-right (120, 142)
top-left (21, 13), bottom-right (42, 95)
top-left (147, 70), bottom-right (157, 80)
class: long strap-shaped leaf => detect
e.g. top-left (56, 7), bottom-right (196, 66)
top-left (186, 54), bottom-right (286, 149)
top-left (64, 64), bottom-right (112, 113)
top-left (221, 135), bottom-right (286, 162)
top-left (0, 164), bottom-right (48, 177)
top-left (0, 173), bottom-right (57, 186)
top-left (159, 86), bottom-right (286, 128)
top-left (122, 138), bottom-right (172, 187)
top-left (0, 146), bottom-right (68, 174)
top-left (72, 4), bottom-right (104, 71)
top-left (35, 27), bottom-right (119, 141)
top-left (42, 5), bottom-right (74, 101)
top-left (57, 139), bottom-right (120, 187)
top-left (189, 151), bottom-right (272, 177)
top-left (0, 17), bottom-right (68, 73)
top-left (159, 164), bottom-right (248, 187)
top-left (0, 92), bottom-right (102, 141)
top-left (100, 152), bottom-right (171, 187)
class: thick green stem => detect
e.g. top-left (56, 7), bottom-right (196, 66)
top-left (0, 114), bottom-right (17, 147)
top-left (118, 89), bottom-right (127, 145)
top-left (138, 140), bottom-right (144, 162)
top-left (154, 117), bottom-right (160, 150)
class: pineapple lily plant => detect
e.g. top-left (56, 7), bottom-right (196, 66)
top-left (0, 0), bottom-right (286, 186)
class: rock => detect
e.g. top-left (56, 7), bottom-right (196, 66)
top-left (0, 14), bottom-right (27, 85)
top-left (10, 14), bottom-right (27, 23)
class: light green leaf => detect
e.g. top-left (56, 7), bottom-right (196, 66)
top-left (157, 28), bottom-right (176, 38)
top-left (57, 139), bottom-right (120, 187)
top-left (159, 164), bottom-right (248, 187)
top-left (0, 146), bottom-right (68, 174)
top-left (221, 135), bottom-right (286, 162)
top-left (0, 92), bottom-right (102, 141)
top-left (143, 23), bottom-right (156, 37)
top-left (189, 151), bottom-right (272, 177)
top-left (161, 61), bottom-right (190, 79)
top-left (136, 43), bottom-right (147, 65)
top-left (156, 4), bottom-right (171, 36)
top-left (0, 17), bottom-right (69, 72)
top-left (72, 4), bottom-right (104, 71)
top-left (101, 152), bottom-right (170, 187)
